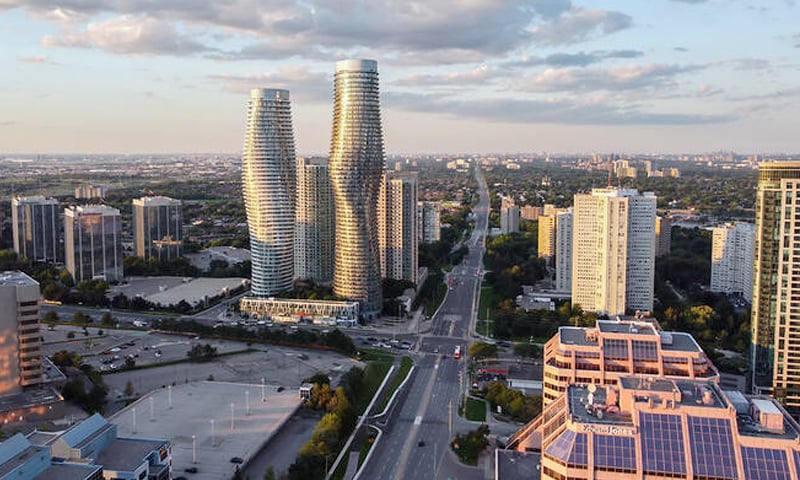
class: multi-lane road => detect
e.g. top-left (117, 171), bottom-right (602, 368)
top-left (358, 165), bottom-right (491, 480)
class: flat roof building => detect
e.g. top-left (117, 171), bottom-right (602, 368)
top-left (64, 205), bottom-right (123, 284)
top-left (11, 196), bottom-right (62, 264)
top-left (0, 271), bottom-right (43, 395)
top-left (132, 196), bottom-right (182, 262)
top-left (537, 377), bottom-right (800, 479)
top-left (542, 318), bottom-right (718, 406)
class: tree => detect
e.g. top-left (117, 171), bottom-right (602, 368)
top-left (187, 343), bottom-right (218, 361)
top-left (43, 311), bottom-right (59, 325)
top-left (73, 311), bottom-right (90, 324)
top-left (513, 342), bottom-right (541, 361)
top-left (264, 467), bottom-right (276, 480)
top-left (468, 342), bottom-right (498, 360)
top-left (101, 312), bottom-right (115, 326)
top-left (124, 380), bottom-right (135, 397)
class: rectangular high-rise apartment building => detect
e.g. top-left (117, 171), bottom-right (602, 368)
top-left (64, 205), bottom-right (123, 283)
top-left (11, 196), bottom-right (62, 263)
top-left (555, 210), bottom-right (573, 292)
top-left (378, 172), bottom-right (418, 284)
top-left (710, 222), bottom-right (754, 301)
top-left (295, 157), bottom-right (334, 285)
top-left (520, 205), bottom-right (542, 221)
top-left (655, 215), bottom-right (672, 257)
top-left (538, 214), bottom-right (556, 263)
top-left (751, 162), bottom-right (800, 410)
top-left (74, 185), bottom-right (106, 200)
top-left (572, 188), bottom-right (656, 316)
top-left (418, 202), bottom-right (441, 243)
top-left (132, 196), bottom-right (182, 262)
top-left (500, 204), bottom-right (520, 234)
top-left (0, 271), bottom-right (43, 395)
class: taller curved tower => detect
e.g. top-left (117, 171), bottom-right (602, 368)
top-left (242, 88), bottom-right (296, 296)
top-left (330, 59), bottom-right (385, 316)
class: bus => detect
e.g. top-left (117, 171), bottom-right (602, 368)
top-left (454, 345), bottom-right (461, 359)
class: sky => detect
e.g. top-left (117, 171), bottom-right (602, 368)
top-left (1, 0), bottom-right (798, 155)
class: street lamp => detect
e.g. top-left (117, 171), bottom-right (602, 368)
top-left (191, 434), bottom-right (196, 464)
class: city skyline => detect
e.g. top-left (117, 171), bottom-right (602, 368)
top-left (1, 1), bottom-right (799, 154)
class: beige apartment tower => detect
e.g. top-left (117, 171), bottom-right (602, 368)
top-left (329, 59), bottom-right (385, 317)
top-left (0, 271), bottom-right (43, 395)
top-left (710, 222), bottom-right (754, 301)
top-left (572, 188), bottom-right (656, 316)
top-left (378, 172), bottom-right (418, 284)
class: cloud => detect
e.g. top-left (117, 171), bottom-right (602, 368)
top-left (9, 0), bottom-right (637, 61)
top-left (531, 7), bottom-right (632, 45)
top-left (384, 91), bottom-right (734, 126)
top-left (17, 55), bottom-right (56, 64)
top-left (42, 15), bottom-right (213, 55)
top-left (209, 66), bottom-right (330, 103)
top-left (506, 49), bottom-right (643, 68)
top-left (42, 15), bottom-right (214, 55)
top-left (794, 33), bottom-right (800, 47)
top-left (394, 65), bottom-right (494, 87)
top-left (728, 86), bottom-right (800, 102)
top-left (0, 120), bottom-right (16, 126)
top-left (669, 0), bottom-right (709, 3)
top-left (521, 63), bottom-right (704, 93)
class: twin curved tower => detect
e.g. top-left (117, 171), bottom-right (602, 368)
top-left (243, 60), bottom-right (385, 316)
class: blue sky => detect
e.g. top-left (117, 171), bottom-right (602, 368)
top-left (1, 0), bottom-right (798, 154)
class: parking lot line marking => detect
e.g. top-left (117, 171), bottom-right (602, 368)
top-left (414, 416), bottom-right (422, 425)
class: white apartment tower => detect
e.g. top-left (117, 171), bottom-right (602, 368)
top-left (242, 88), bottom-right (296, 296)
top-left (379, 172), bottom-right (418, 284)
top-left (0, 271), bottom-right (44, 395)
top-left (294, 157), bottom-right (334, 285)
top-left (132, 196), bottom-right (182, 262)
top-left (418, 202), bottom-right (441, 243)
top-left (555, 210), bottom-right (573, 292)
top-left (572, 188), bottom-right (656, 316)
top-left (64, 205), bottom-right (123, 283)
top-left (11, 196), bottom-right (62, 263)
top-left (710, 222), bottom-right (755, 301)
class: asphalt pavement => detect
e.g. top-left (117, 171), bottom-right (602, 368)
top-left (358, 165), bottom-right (492, 480)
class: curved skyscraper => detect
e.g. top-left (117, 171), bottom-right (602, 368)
top-left (242, 88), bottom-right (296, 296)
top-left (330, 59), bottom-right (385, 316)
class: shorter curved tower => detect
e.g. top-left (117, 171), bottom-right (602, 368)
top-left (242, 88), bottom-right (296, 296)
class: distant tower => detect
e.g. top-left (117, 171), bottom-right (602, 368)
top-left (710, 222), bottom-right (754, 301)
top-left (555, 210), bottom-right (573, 292)
top-left (538, 214), bottom-right (556, 264)
top-left (64, 205), bottom-right (123, 283)
top-left (500, 204), bottom-right (520, 234)
top-left (655, 215), bottom-right (673, 257)
top-left (242, 88), bottom-right (296, 296)
top-left (572, 188), bottom-right (656, 315)
top-left (132, 196), bottom-right (183, 262)
top-left (378, 172), bottom-right (418, 284)
top-left (11, 196), bottom-right (62, 263)
top-left (751, 162), bottom-right (800, 409)
top-left (329, 59), bottom-right (385, 317)
top-left (295, 157), bottom-right (334, 285)
top-left (418, 202), bottom-right (441, 243)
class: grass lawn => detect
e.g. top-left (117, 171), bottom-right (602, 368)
top-left (464, 396), bottom-right (487, 422)
top-left (377, 356), bottom-right (414, 413)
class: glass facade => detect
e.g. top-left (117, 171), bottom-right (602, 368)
top-left (132, 196), bottom-right (182, 261)
top-left (329, 59), bottom-right (385, 316)
top-left (751, 162), bottom-right (800, 410)
top-left (242, 88), bottom-right (296, 296)
top-left (64, 205), bottom-right (123, 283)
top-left (11, 196), bottom-right (62, 263)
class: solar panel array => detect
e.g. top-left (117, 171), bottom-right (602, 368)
top-left (687, 416), bottom-right (738, 479)
top-left (742, 447), bottom-right (791, 480)
top-left (593, 434), bottom-right (636, 471)
top-left (544, 429), bottom-right (575, 463)
top-left (639, 412), bottom-right (687, 475)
